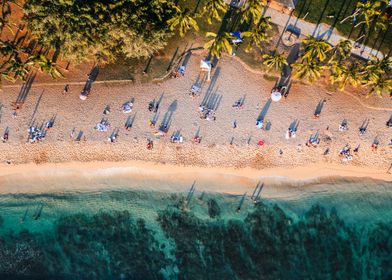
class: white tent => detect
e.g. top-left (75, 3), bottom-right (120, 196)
top-left (200, 60), bottom-right (212, 81)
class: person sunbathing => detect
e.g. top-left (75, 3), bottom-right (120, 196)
top-left (1, 132), bottom-right (8, 143)
top-left (339, 123), bottom-right (348, 131)
top-left (170, 135), bottom-right (183, 143)
top-left (192, 135), bottom-right (201, 143)
top-left (122, 102), bottom-right (132, 113)
top-left (306, 137), bottom-right (320, 147)
top-left (256, 120), bottom-right (263, 129)
top-left (232, 100), bottom-right (243, 109)
top-left (147, 140), bottom-right (153, 150)
top-left (148, 119), bottom-right (156, 128)
top-left (95, 121), bottom-right (110, 132)
top-left (107, 135), bottom-right (116, 143)
top-left (285, 128), bottom-right (296, 139)
top-left (153, 103), bottom-right (159, 113)
top-left (148, 101), bottom-right (154, 112)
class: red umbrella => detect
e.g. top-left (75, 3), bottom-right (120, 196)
top-left (257, 140), bottom-right (265, 146)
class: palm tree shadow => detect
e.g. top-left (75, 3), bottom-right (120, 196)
top-left (83, 66), bottom-right (99, 92)
top-left (16, 73), bottom-right (36, 104)
top-left (314, 100), bottom-right (325, 116)
top-left (76, 131), bottom-right (84, 141)
top-left (257, 98), bottom-right (272, 122)
top-left (159, 100), bottom-right (178, 132)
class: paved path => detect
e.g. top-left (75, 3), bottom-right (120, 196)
top-left (264, 7), bottom-right (384, 60)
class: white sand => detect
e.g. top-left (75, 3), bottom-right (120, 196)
top-left (0, 51), bottom-right (391, 184)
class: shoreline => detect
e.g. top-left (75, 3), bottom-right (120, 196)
top-left (0, 160), bottom-right (390, 195)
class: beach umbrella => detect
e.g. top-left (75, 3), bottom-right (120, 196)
top-left (271, 90), bottom-right (282, 102)
top-left (80, 90), bottom-right (88, 100)
top-left (257, 139), bottom-right (265, 146)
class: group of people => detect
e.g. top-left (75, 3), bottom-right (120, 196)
top-left (148, 100), bottom-right (159, 113)
top-left (122, 102), bottom-right (133, 114)
top-left (199, 106), bottom-right (216, 121)
top-left (28, 126), bottom-right (46, 143)
top-left (340, 144), bottom-right (354, 162)
top-left (170, 134), bottom-right (183, 143)
top-left (94, 120), bottom-right (110, 132)
top-left (339, 121), bottom-right (348, 132)
top-left (190, 85), bottom-right (201, 97)
top-left (306, 134), bottom-right (320, 147)
top-left (285, 128), bottom-right (297, 139)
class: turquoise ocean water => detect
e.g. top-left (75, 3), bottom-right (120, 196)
top-left (0, 177), bottom-right (391, 279)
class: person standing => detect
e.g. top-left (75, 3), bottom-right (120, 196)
top-left (63, 84), bottom-right (70, 94)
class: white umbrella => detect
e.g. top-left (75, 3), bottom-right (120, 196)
top-left (271, 90), bottom-right (282, 102)
top-left (80, 90), bottom-right (88, 100)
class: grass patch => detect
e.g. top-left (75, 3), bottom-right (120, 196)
top-left (98, 1), bottom-right (284, 82)
top-left (99, 0), bottom-right (221, 82)
top-left (294, 0), bottom-right (391, 54)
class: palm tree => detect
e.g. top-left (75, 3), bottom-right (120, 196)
top-left (0, 71), bottom-right (16, 85)
top-left (364, 56), bottom-right (391, 82)
top-left (242, 16), bottom-right (271, 52)
top-left (292, 61), bottom-right (324, 83)
top-left (0, 40), bottom-right (18, 58)
top-left (262, 52), bottom-right (288, 72)
top-left (202, 0), bottom-right (227, 24)
top-left (366, 56), bottom-right (391, 73)
top-left (341, 0), bottom-right (387, 30)
top-left (367, 77), bottom-right (392, 97)
top-left (240, 0), bottom-right (264, 24)
top-left (5, 57), bottom-right (31, 81)
top-left (204, 32), bottom-right (234, 59)
top-left (302, 36), bottom-right (332, 62)
top-left (328, 40), bottom-right (352, 63)
top-left (330, 62), bottom-right (363, 90)
top-left (167, 6), bottom-right (199, 37)
top-left (30, 55), bottom-right (63, 79)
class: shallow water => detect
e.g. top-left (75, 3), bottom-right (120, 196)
top-left (0, 177), bottom-right (391, 279)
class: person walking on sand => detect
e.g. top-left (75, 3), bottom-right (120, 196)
top-left (63, 84), bottom-right (70, 94)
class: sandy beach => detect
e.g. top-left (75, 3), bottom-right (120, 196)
top-left (0, 51), bottom-right (391, 185)
top-left (0, 160), bottom-right (390, 196)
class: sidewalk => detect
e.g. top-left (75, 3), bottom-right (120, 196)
top-left (264, 7), bottom-right (384, 60)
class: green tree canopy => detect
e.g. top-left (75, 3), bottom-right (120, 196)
top-left (167, 6), bottom-right (199, 37)
top-left (23, 0), bottom-right (177, 63)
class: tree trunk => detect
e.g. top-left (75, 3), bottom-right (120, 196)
top-left (312, 0), bottom-right (331, 37)
top-left (369, 28), bottom-right (383, 57)
top-left (192, 0), bottom-right (202, 15)
top-left (375, 24), bottom-right (391, 57)
top-left (330, 0), bottom-right (347, 31)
